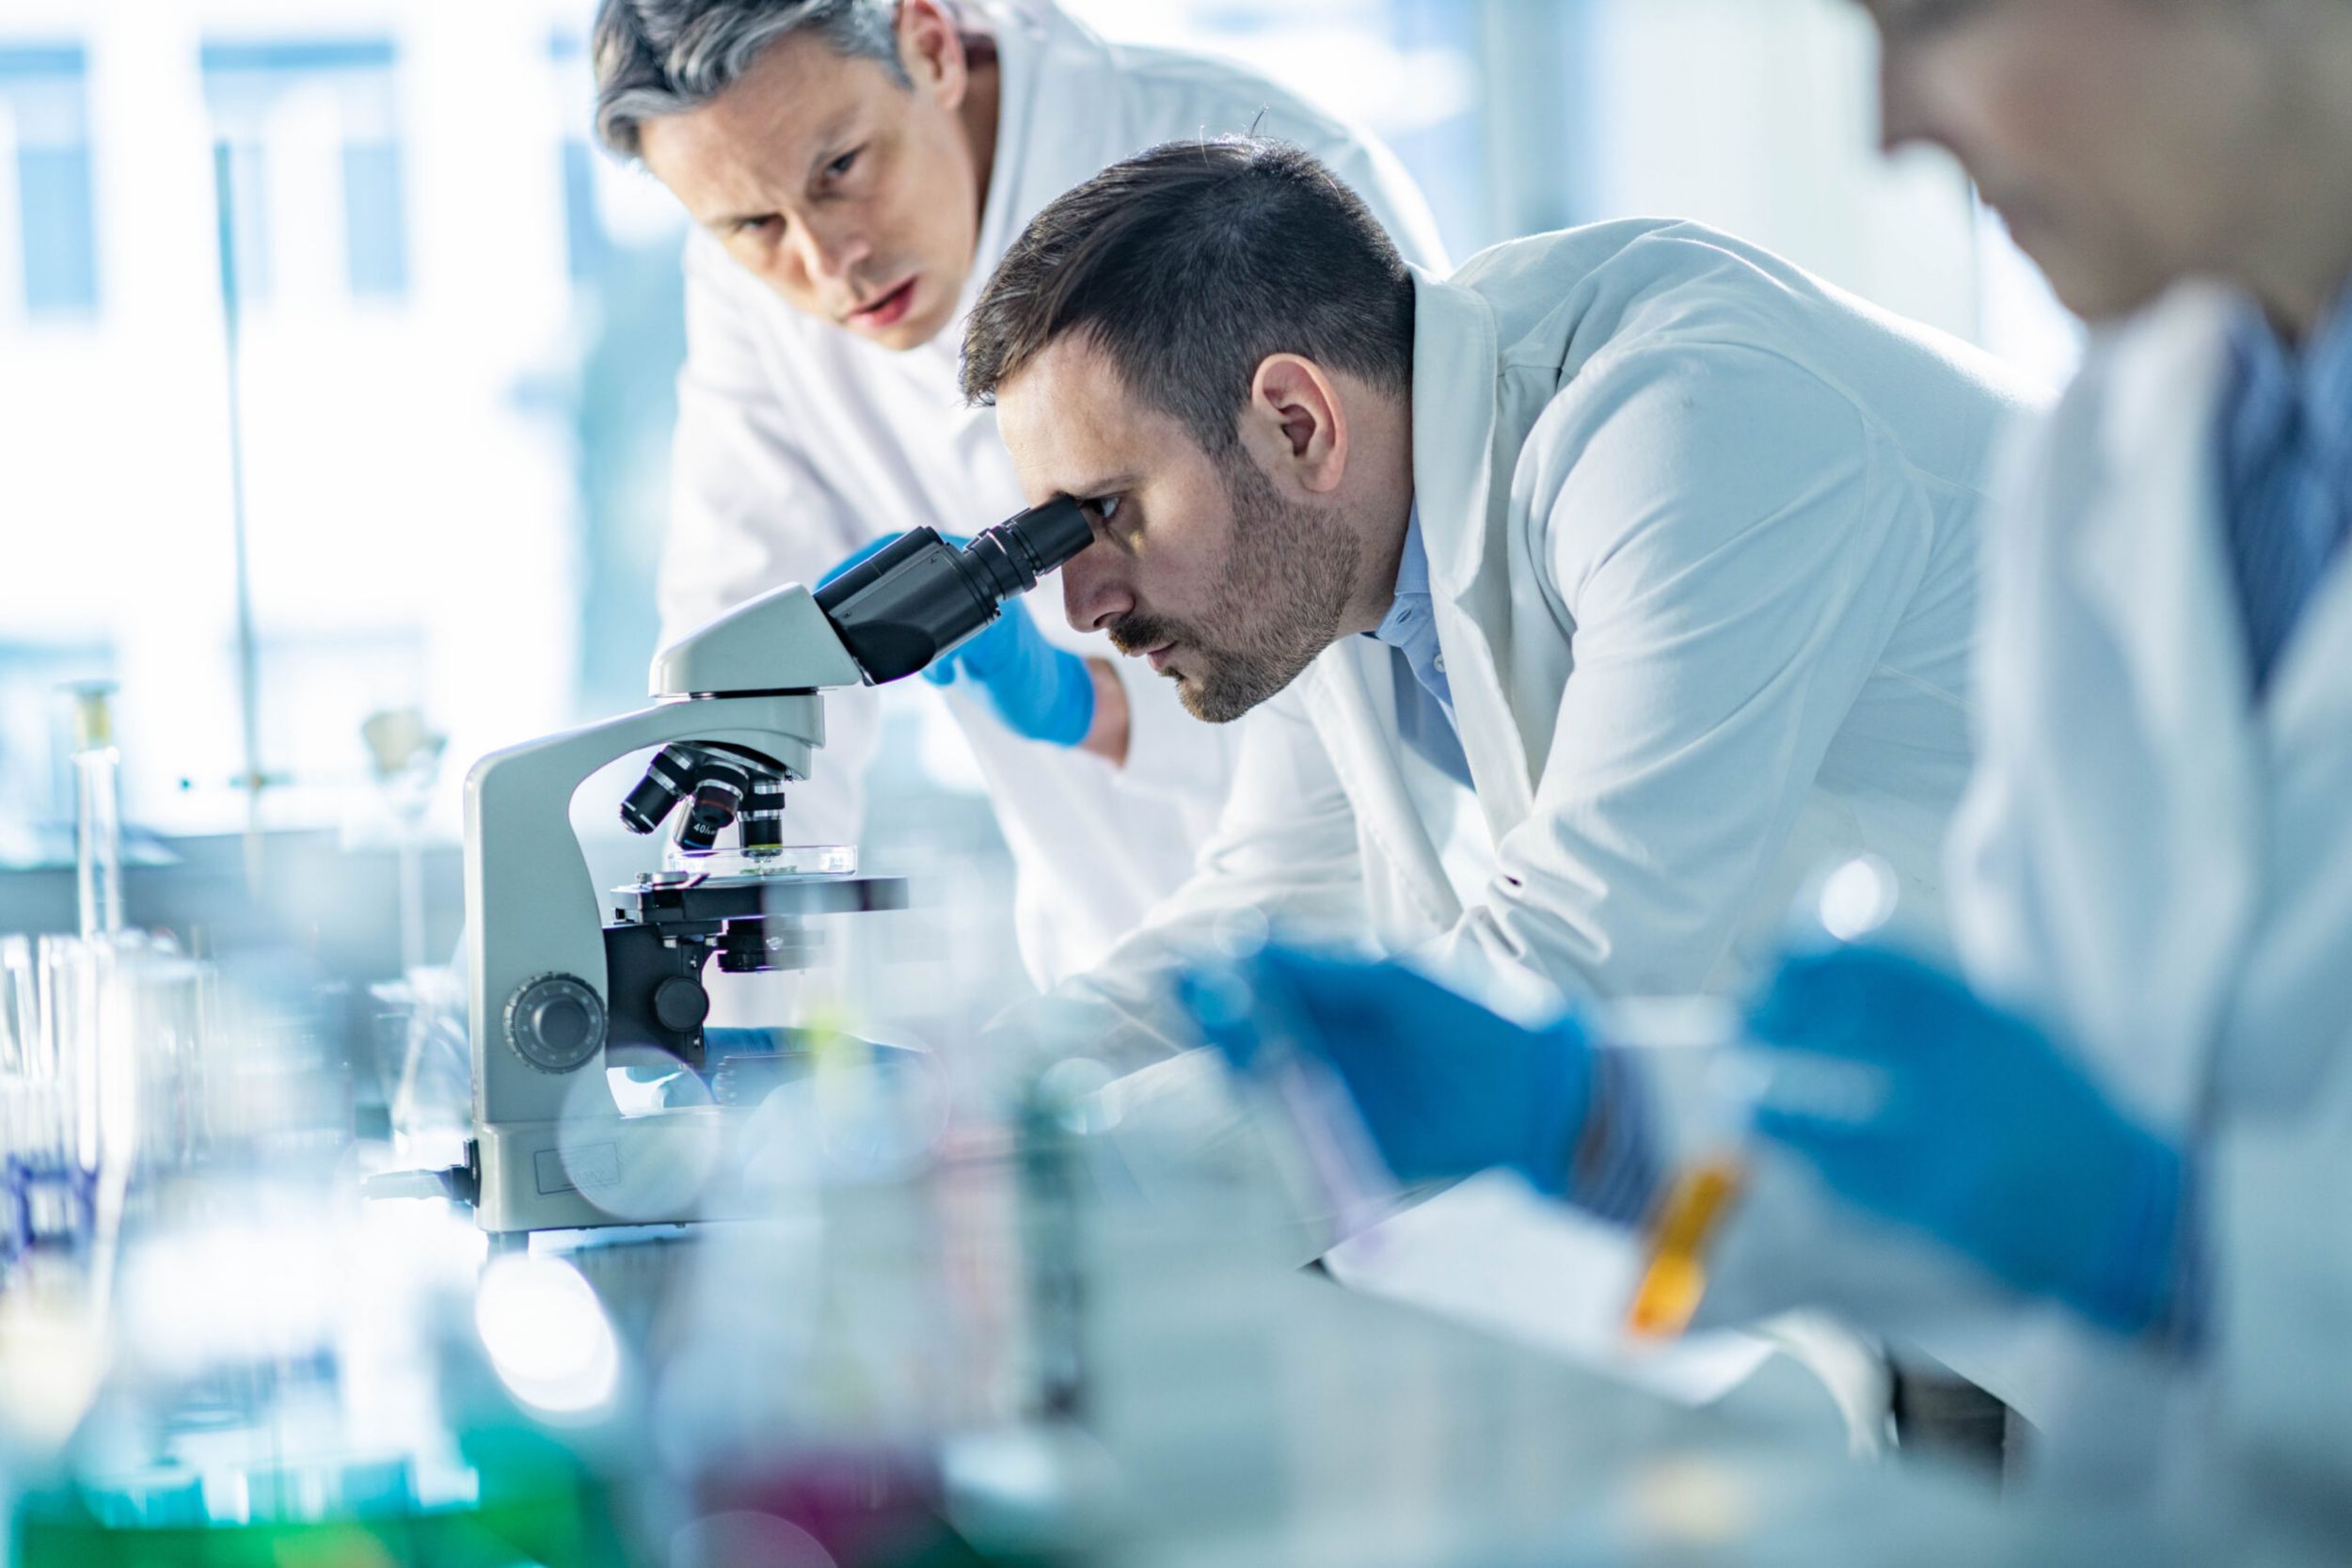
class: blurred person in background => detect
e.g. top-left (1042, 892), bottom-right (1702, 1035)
top-left (1190, 0), bottom-right (2352, 1526)
top-left (1756, 0), bottom-right (2352, 1516)
top-left (591, 0), bottom-right (1444, 990)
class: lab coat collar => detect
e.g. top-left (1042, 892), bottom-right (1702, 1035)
top-left (2076, 284), bottom-right (2254, 756)
top-left (1405, 266), bottom-right (1540, 838)
top-left (1308, 644), bottom-right (1468, 930)
top-left (1406, 267), bottom-right (1503, 594)
top-left (2094, 277), bottom-right (2352, 742)
top-left (1284, 268), bottom-right (1517, 929)
top-left (2073, 284), bottom-right (2264, 1056)
top-left (2272, 543), bottom-right (2352, 737)
top-left (946, 1), bottom-right (1089, 335)
top-left (948, 9), bottom-right (1029, 336)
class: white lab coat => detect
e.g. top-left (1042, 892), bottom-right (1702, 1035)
top-left (656, 0), bottom-right (1447, 989)
top-left (1066, 219), bottom-right (2040, 1054)
top-left (1054, 221), bottom-right (2042, 1383)
top-left (1933, 283), bottom-right (2352, 1513)
top-left (1684, 282), bottom-right (2352, 1509)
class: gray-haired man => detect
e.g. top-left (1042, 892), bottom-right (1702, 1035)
top-left (592, 0), bottom-right (1446, 989)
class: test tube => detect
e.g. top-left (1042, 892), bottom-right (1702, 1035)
top-left (1623, 857), bottom-right (1902, 1341)
top-left (65, 683), bottom-right (124, 942)
top-left (1626, 1155), bottom-right (1748, 1339)
top-left (1, 936), bottom-right (34, 1263)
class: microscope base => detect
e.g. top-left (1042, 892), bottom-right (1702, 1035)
top-left (471, 1109), bottom-right (768, 1235)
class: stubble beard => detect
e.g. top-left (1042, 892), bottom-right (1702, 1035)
top-left (1116, 457), bottom-right (1361, 724)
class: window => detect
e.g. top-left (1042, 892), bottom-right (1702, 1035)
top-left (1059, 0), bottom-right (1496, 257)
top-left (341, 141), bottom-right (407, 299)
top-left (199, 39), bottom-right (409, 307)
top-left (548, 33), bottom-right (610, 285)
top-left (0, 44), bottom-right (100, 320)
top-left (560, 139), bottom-right (609, 285)
top-left (215, 137), bottom-right (272, 302)
top-left (0, 22), bottom-right (588, 845)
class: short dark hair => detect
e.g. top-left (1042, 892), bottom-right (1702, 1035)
top-left (961, 137), bottom-right (1417, 457)
top-left (592, 0), bottom-right (908, 161)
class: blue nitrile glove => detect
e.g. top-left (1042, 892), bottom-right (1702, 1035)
top-left (1746, 944), bottom-right (2192, 1338)
top-left (1177, 946), bottom-right (1593, 1195)
top-left (819, 532), bottom-right (1095, 747)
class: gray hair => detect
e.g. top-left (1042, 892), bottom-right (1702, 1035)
top-left (592, 0), bottom-right (911, 159)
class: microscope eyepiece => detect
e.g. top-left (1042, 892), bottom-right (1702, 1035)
top-left (961, 497), bottom-right (1095, 599)
top-left (814, 498), bottom-right (1092, 685)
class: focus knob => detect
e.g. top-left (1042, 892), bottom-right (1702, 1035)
top-left (652, 974), bottom-right (710, 1034)
top-left (505, 974), bottom-right (608, 1073)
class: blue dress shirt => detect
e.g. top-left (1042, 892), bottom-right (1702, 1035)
top-left (1364, 510), bottom-right (1473, 787)
top-left (2217, 287), bottom-right (2352, 698)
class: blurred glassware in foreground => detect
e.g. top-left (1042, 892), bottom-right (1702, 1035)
top-left (359, 706), bottom-right (448, 980)
top-left (1177, 957), bottom-right (1401, 1248)
top-left (1624, 856), bottom-right (1904, 1339)
top-left (0, 931), bottom-right (214, 1281)
top-left (368, 964), bottom-right (470, 1172)
top-left (8, 1178), bottom-right (629, 1568)
top-left (633, 1048), bottom-right (1248, 1567)
top-left (0, 685), bottom-right (217, 1283)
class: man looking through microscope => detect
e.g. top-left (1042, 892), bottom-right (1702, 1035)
top-left (593, 0), bottom-right (1445, 986)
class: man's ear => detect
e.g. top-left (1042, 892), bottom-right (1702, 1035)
top-left (1245, 354), bottom-right (1349, 496)
top-left (898, 0), bottom-right (968, 106)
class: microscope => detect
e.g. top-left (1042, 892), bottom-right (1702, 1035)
top-left (448, 501), bottom-right (1092, 1234)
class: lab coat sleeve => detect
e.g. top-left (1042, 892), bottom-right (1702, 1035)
top-left (996, 682), bottom-right (1374, 1072)
top-left (656, 234), bottom-right (878, 852)
top-left (1419, 342), bottom-right (1941, 1001)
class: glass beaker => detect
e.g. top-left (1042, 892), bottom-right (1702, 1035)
top-left (5, 933), bottom-right (216, 1271)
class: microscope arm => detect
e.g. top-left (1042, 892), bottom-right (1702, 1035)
top-left (452, 504), bottom-right (1091, 1233)
top-left (464, 690), bottom-right (830, 1128)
